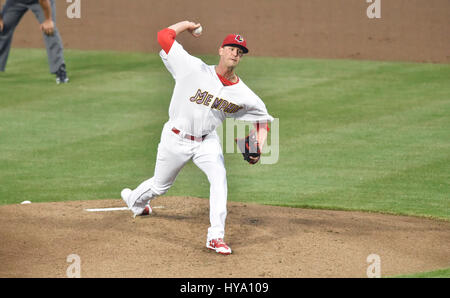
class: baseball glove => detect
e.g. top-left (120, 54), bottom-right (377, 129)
top-left (235, 130), bottom-right (261, 164)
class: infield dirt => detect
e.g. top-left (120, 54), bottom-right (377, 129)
top-left (12, 0), bottom-right (450, 63)
top-left (0, 197), bottom-right (449, 277)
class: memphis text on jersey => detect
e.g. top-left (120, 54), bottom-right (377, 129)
top-left (189, 89), bottom-right (243, 114)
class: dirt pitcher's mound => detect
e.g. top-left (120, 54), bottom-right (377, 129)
top-left (0, 197), bottom-right (449, 278)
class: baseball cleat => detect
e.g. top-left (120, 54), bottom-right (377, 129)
top-left (121, 188), bottom-right (132, 205)
top-left (141, 204), bottom-right (152, 216)
top-left (55, 63), bottom-right (69, 84)
top-left (206, 238), bottom-right (232, 255)
top-left (121, 188), bottom-right (151, 218)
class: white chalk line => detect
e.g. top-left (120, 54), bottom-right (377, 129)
top-left (85, 206), bottom-right (165, 212)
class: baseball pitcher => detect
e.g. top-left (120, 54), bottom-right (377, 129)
top-left (121, 21), bottom-right (274, 255)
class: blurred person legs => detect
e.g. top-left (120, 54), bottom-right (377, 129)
top-left (29, 0), bottom-right (68, 83)
top-left (0, 0), bottom-right (28, 71)
top-left (0, 0), bottom-right (68, 83)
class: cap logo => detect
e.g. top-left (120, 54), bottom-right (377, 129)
top-left (235, 35), bottom-right (244, 43)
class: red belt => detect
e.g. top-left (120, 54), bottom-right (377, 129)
top-left (172, 128), bottom-right (207, 142)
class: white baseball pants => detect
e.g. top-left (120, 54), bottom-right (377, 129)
top-left (127, 122), bottom-right (228, 241)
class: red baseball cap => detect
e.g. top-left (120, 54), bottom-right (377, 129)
top-left (221, 34), bottom-right (249, 53)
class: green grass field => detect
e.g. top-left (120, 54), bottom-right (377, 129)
top-left (391, 267), bottom-right (450, 278)
top-left (1, 48), bottom-right (449, 277)
top-left (1, 48), bottom-right (448, 219)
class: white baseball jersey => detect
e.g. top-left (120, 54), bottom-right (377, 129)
top-left (159, 40), bottom-right (274, 137)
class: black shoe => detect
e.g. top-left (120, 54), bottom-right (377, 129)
top-left (55, 63), bottom-right (69, 84)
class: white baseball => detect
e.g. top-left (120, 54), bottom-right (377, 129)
top-left (193, 26), bottom-right (203, 35)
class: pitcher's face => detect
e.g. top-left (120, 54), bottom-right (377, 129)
top-left (219, 46), bottom-right (244, 68)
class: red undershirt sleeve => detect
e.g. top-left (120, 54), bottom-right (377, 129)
top-left (157, 28), bottom-right (177, 54)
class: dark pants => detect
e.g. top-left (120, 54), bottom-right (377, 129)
top-left (0, 0), bottom-right (65, 73)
